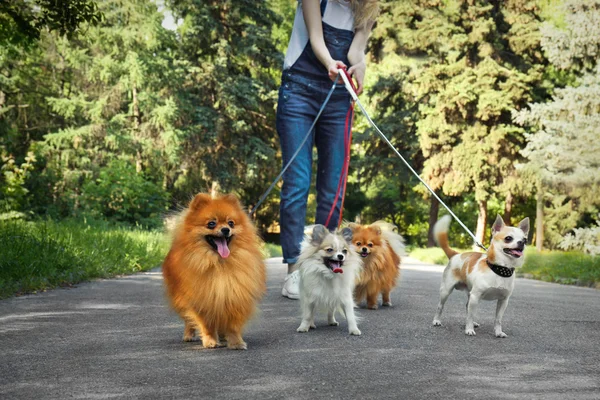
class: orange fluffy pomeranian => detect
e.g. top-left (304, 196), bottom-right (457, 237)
top-left (162, 193), bottom-right (266, 350)
top-left (348, 221), bottom-right (405, 309)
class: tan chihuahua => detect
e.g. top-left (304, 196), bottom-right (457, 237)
top-left (432, 215), bottom-right (529, 338)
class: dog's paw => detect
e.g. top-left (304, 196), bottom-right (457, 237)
top-left (297, 325), bottom-right (310, 333)
top-left (465, 329), bottom-right (476, 336)
top-left (382, 301), bottom-right (392, 307)
top-left (349, 328), bottom-right (362, 336)
top-left (495, 331), bottom-right (508, 338)
top-left (367, 305), bottom-right (378, 310)
top-left (227, 341), bottom-right (248, 350)
top-left (202, 340), bottom-right (222, 349)
top-left (432, 320), bottom-right (442, 327)
top-left (473, 322), bottom-right (480, 328)
top-left (329, 321), bottom-right (339, 326)
top-left (183, 335), bottom-right (199, 342)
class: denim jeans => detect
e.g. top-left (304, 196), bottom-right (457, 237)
top-left (276, 70), bottom-right (352, 264)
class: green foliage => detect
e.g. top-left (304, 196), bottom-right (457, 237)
top-left (166, 0), bottom-right (284, 230)
top-left (0, 151), bottom-right (35, 212)
top-left (364, 0), bottom-right (551, 244)
top-left (0, 0), bottom-right (102, 45)
top-left (514, 0), bottom-right (600, 248)
top-left (81, 160), bottom-right (168, 227)
top-left (0, 218), bottom-right (169, 298)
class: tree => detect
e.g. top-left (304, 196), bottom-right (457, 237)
top-left (514, 0), bottom-right (600, 248)
top-left (15, 0), bottom-right (186, 220)
top-left (0, 0), bottom-right (101, 45)
top-left (166, 0), bottom-right (283, 230)
top-left (368, 0), bottom-right (549, 245)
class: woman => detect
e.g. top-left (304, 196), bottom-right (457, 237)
top-left (278, 0), bottom-right (379, 299)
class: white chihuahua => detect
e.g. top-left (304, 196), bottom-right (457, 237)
top-left (296, 225), bottom-right (363, 336)
top-left (432, 215), bottom-right (529, 338)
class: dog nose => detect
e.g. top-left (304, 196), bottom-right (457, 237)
top-left (337, 254), bottom-right (344, 261)
top-left (362, 247), bottom-right (367, 252)
top-left (221, 227), bottom-right (230, 236)
top-left (517, 240), bottom-right (525, 247)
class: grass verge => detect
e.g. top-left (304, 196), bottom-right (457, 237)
top-left (409, 247), bottom-right (600, 288)
top-left (0, 218), bottom-right (169, 298)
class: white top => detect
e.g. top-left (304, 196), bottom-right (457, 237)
top-left (283, 0), bottom-right (355, 70)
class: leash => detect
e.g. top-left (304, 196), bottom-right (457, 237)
top-left (324, 67), bottom-right (356, 227)
top-left (338, 71), bottom-right (488, 251)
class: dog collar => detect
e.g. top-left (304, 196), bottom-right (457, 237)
top-left (486, 260), bottom-right (515, 278)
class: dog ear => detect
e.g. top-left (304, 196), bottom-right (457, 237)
top-left (341, 227), bottom-right (353, 243)
top-left (491, 214), bottom-right (505, 236)
top-left (518, 217), bottom-right (530, 237)
top-left (190, 193), bottom-right (212, 211)
top-left (311, 225), bottom-right (328, 246)
top-left (345, 222), bottom-right (359, 232)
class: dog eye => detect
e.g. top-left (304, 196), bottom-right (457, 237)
top-left (356, 242), bottom-right (361, 246)
top-left (326, 248), bottom-right (333, 253)
top-left (228, 221), bottom-right (235, 228)
top-left (368, 243), bottom-right (373, 248)
top-left (504, 236), bottom-right (513, 243)
top-left (207, 221), bottom-right (217, 229)
top-left (342, 249), bottom-right (348, 254)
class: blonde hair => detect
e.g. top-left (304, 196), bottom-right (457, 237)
top-left (349, 0), bottom-right (380, 29)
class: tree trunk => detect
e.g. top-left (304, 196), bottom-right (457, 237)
top-left (536, 189), bottom-right (544, 251)
top-left (475, 200), bottom-right (487, 248)
top-left (503, 191), bottom-right (513, 225)
top-left (427, 196), bottom-right (440, 247)
top-left (133, 84), bottom-right (142, 173)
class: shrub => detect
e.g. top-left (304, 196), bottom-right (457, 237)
top-left (80, 159), bottom-right (168, 228)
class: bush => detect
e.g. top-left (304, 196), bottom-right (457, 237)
top-left (80, 159), bottom-right (168, 228)
top-left (559, 219), bottom-right (600, 256)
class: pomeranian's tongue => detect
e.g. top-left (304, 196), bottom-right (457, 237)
top-left (214, 237), bottom-right (230, 258)
top-left (331, 261), bottom-right (343, 273)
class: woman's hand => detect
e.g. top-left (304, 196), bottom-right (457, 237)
top-left (327, 60), bottom-right (347, 82)
top-left (348, 61), bottom-right (366, 95)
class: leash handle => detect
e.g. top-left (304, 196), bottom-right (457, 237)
top-left (340, 67), bottom-right (358, 102)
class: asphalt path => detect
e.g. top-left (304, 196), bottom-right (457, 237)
top-left (1, 257), bottom-right (599, 399)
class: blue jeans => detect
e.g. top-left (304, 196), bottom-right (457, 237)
top-left (276, 70), bottom-right (352, 264)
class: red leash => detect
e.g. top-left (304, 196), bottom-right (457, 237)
top-left (324, 67), bottom-right (356, 228)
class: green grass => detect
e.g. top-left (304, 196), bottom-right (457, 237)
top-left (264, 242), bottom-right (282, 258)
top-left (409, 247), bottom-right (600, 288)
top-left (518, 249), bottom-right (600, 288)
top-left (0, 218), bottom-right (169, 298)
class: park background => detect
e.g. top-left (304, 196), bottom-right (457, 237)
top-left (0, 0), bottom-right (598, 297)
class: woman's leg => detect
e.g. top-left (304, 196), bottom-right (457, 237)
top-left (276, 81), bottom-right (319, 264)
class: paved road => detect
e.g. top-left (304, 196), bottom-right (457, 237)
top-left (1, 257), bottom-right (599, 399)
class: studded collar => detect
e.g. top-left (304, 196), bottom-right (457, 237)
top-left (486, 260), bottom-right (515, 278)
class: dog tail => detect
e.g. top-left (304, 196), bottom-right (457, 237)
top-left (372, 221), bottom-right (406, 258)
top-left (433, 215), bottom-right (458, 259)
